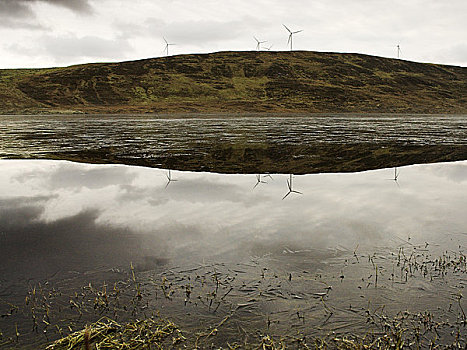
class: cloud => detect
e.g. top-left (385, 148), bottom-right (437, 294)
top-left (149, 18), bottom-right (257, 45)
top-left (2, 0), bottom-right (467, 67)
top-left (0, 0), bottom-right (92, 29)
top-left (41, 34), bottom-right (132, 61)
top-left (36, 0), bottom-right (93, 13)
top-left (0, 0), bottom-right (37, 29)
top-left (0, 0), bottom-right (35, 18)
top-left (0, 0), bottom-right (92, 17)
top-left (0, 17), bottom-right (45, 30)
top-left (445, 44), bottom-right (467, 65)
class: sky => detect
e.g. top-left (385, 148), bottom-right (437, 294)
top-left (0, 0), bottom-right (466, 69)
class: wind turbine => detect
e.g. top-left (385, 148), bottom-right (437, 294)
top-left (282, 174), bottom-right (302, 200)
top-left (283, 24), bottom-right (303, 51)
top-left (396, 44), bottom-right (402, 59)
top-left (163, 37), bottom-right (175, 56)
top-left (254, 36), bottom-right (267, 51)
top-left (264, 44), bottom-right (274, 51)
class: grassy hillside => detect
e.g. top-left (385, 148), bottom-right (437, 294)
top-left (1, 51), bottom-right (467, 114)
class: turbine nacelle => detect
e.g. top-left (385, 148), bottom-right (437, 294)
top-left (283, 24), bottom-right (303, 51)
top-left (253, 36), bottom-right (267, 51)
top-left (163, 37), bottom-right (175, 56)
top-left (396, 44), bottom-right (402, 59)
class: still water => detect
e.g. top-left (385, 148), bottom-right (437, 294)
top-left (0, 159), bottom-right (466, 347)
top-left (1, 159), bottom-right (466, 269)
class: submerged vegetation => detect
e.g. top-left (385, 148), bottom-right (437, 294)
top-left (1, 240), bottom-right (465, 348)
top-left (1, 51), bottom-right (467, 114)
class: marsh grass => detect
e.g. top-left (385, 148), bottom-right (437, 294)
top-left (45, 317), bottom-right (183, 349)
top-left (0, 241), bottom-right (465, 349)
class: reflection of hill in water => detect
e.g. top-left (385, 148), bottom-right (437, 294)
top-left (1, 114), bottom-right (466, 174)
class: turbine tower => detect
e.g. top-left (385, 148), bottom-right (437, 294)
top-left (396, 44), bottom-right (402, 59)
top-left (283, 24), bottom-right (303, 51)
top-left (253, 36), bottom-right (267, 51)
top-left (163, 37), bottom-right (175, 56)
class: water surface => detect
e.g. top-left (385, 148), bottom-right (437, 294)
top-left (1, 114), bottom-right (466, 174)
top-left (0, 160), bottom-right (466, 347)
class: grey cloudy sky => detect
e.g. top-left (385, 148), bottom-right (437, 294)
top-left (0, 0), bottom-right (466, 68)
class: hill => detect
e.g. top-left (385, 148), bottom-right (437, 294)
top-left (0, 51), bottom-right (466, 114)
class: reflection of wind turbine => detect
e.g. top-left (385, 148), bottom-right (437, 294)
top-left (283, 24), bottom-right (303, 51)
top-left (282, 174), bottom-right (302, 200)
top-left (163, 37), bottom-right (175, 56)
top-left (394, 167), bottom-right (399, 181)
top-left (386, 167), bottom-right (400, 187)
top-left (165, 169), bottom-right (177, 188)
top-left (396, 44), bottom-right (402, 59)
top-left (253, 174), bottom-right (267, 189)
top-left (254, 36), bottom-right (267, 51)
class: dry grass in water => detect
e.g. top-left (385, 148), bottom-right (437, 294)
top-left (46, 317), bottom-right (184, 349)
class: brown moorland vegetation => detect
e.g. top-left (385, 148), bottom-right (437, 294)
top-left (1, 51), bottom-right (466, 114)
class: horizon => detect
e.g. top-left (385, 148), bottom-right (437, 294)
top-left (1, 49), bottom-right (466, 71)
top-left (0, 0), bottom-right (466, 69)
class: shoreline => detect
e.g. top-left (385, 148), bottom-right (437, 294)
top-left (8, 143), bottom-right (466, 175)
top-left (2, 111), bottom-right (467, 117)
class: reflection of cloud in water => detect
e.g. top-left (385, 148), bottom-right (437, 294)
top-left (14, 161), bottom-right (137, 190)
top-left (424, 161), bottom-right (467, 183)
top-left (160, 178), bottom-right (267, 205)
top-left (0, 197), bottom-right (168, 281)
top-left (116, 176), bottom-right (261, 206)
top-left (0, 160), bottom-right (466, 274)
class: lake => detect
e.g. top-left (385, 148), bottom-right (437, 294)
top-left (1, 114), bottom-right (466, 174)
top-left (0, 159), bottom-right (466, 348)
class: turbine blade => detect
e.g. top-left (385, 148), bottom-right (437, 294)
top-left (282, 191), bottom-right (291, 200)
top-left (254, 36), bottom-right (259, 43)
top-left (287, 33), bottom-right (292, 44)
top-left (293, 30), bottom-right (303, 34)
top-left (163, 37), bottom-right (168, 44)
top-left (283, 24), bottom-right (292, 33)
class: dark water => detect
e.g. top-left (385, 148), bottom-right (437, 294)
top-left (0, 160), bottom-right (466, 347)
top-left (1, 114), bottom-right (466, 158)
